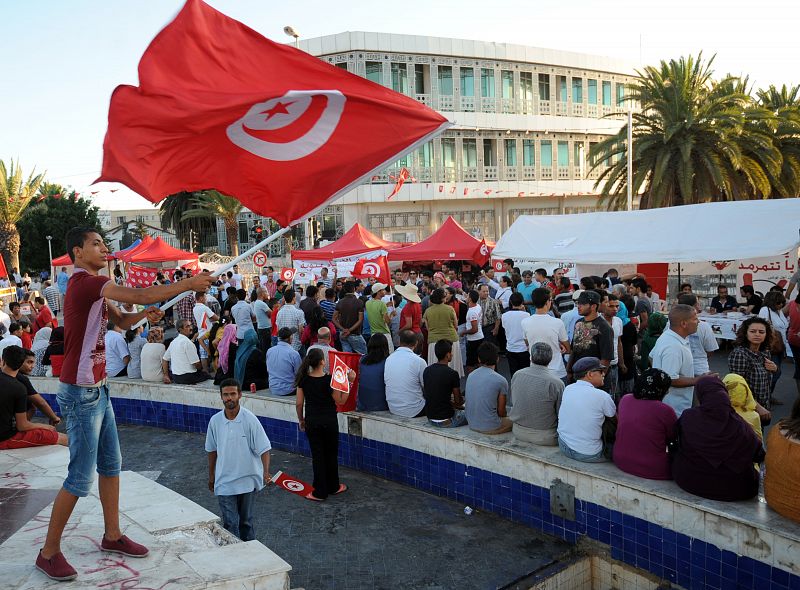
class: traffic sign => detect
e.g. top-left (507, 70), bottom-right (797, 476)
top-left (253, 251), bottom-right (268, 267)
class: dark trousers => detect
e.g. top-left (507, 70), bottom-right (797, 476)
top-left (506, 350), bottom-right (530, 377)
top-left (257, 328), bottom-right (271, 352)
top-left (171, 370), bottom-right (211, 384)
top-left (305, 418), bottom-right (340, 499)
top-left (217, 491), bottom-right (256, 541)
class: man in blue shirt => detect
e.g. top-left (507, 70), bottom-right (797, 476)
top-left (56, 267), bottom-right (70, 311)
top-left (516, 270), bottom-right (537, 314)
top-left (266, 327), bottom-right (302, 395)
top-left (206, 378), bottom-right (272, 541)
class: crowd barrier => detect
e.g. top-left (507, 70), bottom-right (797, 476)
top-left (30, 377), bottom-right (800, 590)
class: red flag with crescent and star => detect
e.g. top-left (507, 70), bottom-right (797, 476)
top-left (96, 0), bottom-right (451, 227)
top-left (351, 255), bottom-right (391, 284)
top-left (330, 354), bottom-right (351, 394)
top-left (387, 167), bottom-right (415, 200)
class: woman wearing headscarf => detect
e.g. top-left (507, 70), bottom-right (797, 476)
top-left (614, 369), bottom-right (677, 480)
top-left (43, 326), bottom-right (65, 377)
top-left (671, 375), bottom-right (765, 501)
top-left (214, 324), bottom-right (239, 385)
top-left (234, 328), bottom-right (268, 392)
top-left (764, 398), bottom-right (800, 524)
top-left (638, 311), bottom-right (667, 372)
top-left (722, 373), bottom-right (763, 440)
top-left (30, 326), bottom-right (52, 376)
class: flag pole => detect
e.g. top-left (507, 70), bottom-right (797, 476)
top-left (132, 225), bottom-right (293, 328)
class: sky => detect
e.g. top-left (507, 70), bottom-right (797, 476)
top-left (3, 0), bottom-right (799, 211)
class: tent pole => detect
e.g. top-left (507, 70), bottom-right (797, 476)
top-left (131, 225), bottom-right (293, 329)
top-left (676, 262), bottom-right (682, 302)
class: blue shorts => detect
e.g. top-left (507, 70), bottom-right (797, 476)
top-left (57, 383), bottom-right (122, 497)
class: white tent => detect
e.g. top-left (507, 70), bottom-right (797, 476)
top-left (492, 199), bottom-right (800, 265)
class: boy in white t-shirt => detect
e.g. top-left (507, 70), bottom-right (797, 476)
top-left (461, 290), bottom-right (484, 372)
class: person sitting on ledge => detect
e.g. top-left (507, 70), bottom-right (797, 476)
top-left (765, 397), bottom-right (800, 524)
top-left (104, 321), bottom-right (130, 378)
top-left (614, 368), bottom-right (677, 479)
top-left (557, 356), bottom-right (616, 462)
top-left (267, 327), bottom-right (301, 396)
top-left (0, 345), bottom-right (68, 449)
top-left (213, 323), bottom-right (238, 384)
top-left (384, 329), bottom-right (427, 418)
top-left (723, 373), bottom-right (763, 441)
top-left (465, 341), bottom-right (512, 435)
top-left (140, 327), bottom-right (165, 383)
top-left (423, 339), bottom-right (467, 428)
top-left (18, 348), bottom-right (62, 426)
top-left (234, 329), bottom-right (267, 392)
top-left (671, 375), bottom-right (764, 502)
top-left (307, 327), bottom-right (336, 374)
top-left (508, 342), bottom-right (564, 446)
top-left (356, 334), bottom-right (389, 412)
top-left (161, 319), bottom-right (211, 385)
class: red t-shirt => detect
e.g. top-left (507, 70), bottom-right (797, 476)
top-left (400, 301), bottom-right (422, 333)
top-left (613, 394), bottom-right (677, 480)
top-left (33, 306), bottom-right (54, 334)
top-left (60, 269), bottom-right (111, 386)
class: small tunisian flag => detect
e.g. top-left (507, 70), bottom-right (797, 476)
top-left (473, 239), bottom-right (491, 266)
top-left (351, 255), bottom-right (391, 284)
top-left (330, 354), bottom-right (351, 394)
top-left (279, 268), bottom-right (296, 283)
top-left (387, 167), bottom-right (415, 200)
top-left (270, 471), bottom-right (314, 497)
top-left (96, 0), bottom-right (451, 227)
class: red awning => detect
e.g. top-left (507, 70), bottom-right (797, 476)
top-left (51, 253), bottom-right (73, 266)
top-left (116, 235), bottom-right (155, 262)
top-left (291, 223), bottom-right (407, 261)
top-left (126, 237), bottom-right (198, 263)
top-left (388, 216), bottom-right (491, 264)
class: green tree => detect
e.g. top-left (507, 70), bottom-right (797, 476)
top-left (18, 191), bottom-right (102, 271)
top-left (130, 219), bottom-right (149, 240)
top-left (181, 190), bottom-right (242, 256)
top-left (588, 54), bottom-right (786, 209)
top-left (0, 159), bottom-right (45, 272)
top-left (755, 84), bottom-right (800, 198)
top-left (159, 191), bottom-right (217, 251)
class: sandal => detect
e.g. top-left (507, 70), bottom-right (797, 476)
top-left (332, 484), bottom-right (348, 495)
top-left (304, 491), bottom-right (324, 502)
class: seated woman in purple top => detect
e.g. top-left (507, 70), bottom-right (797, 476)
top-left (614, 369), bottom-right (677, 480)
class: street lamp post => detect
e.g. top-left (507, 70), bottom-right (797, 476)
top-left (45, 235), bottom-right (53, 282)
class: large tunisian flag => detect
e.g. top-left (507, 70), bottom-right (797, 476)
top-left (97, 0), bottom-right (451, 226)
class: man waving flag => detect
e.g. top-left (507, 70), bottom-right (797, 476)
top-left (97, 0), bottom-right (451, 227)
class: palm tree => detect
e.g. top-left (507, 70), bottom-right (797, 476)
top-left (0, 159), bottom-right (45, 271)
top-left (588, 54), bottom-right (783, 209)
top-left (181, 190), bottom-right (243, 256)
top-left (755, 84), bottom-right (800, 198)
top-left (159, 191), bottom-right (217, 251)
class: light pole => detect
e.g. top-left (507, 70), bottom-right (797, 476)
top-left (283, 25), bottom-right (300, 49)
top-left (627, 108), bottom-right (633, 211)
top-left (45, 235), bottom-right (53, 281)
top-left (284, 25), bottom-right (309, 247)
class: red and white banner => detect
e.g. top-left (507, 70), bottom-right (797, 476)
top-left (351, 255), bottom-right (391, 283)
top-left (96, 0), bottom-right (451, 226)
top-left (279, 267), bottom-right (296, 283)
top-left (330, 354), bottom-right (351, 394)
top-left (270, 471), bottom-right (314, 497)
top-left (126, 265), bottom-right (176, 287)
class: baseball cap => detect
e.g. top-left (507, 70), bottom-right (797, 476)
top-left (576, 290), bottom-right (601, 305)
top-left (573, 357), bottom-right (605, 374)
top-left (571, 289), bottom-right (585, 301)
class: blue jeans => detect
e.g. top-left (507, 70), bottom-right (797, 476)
top-left (428, 409), bottom-right (468, 428)
top-left (57, 383), bottom-right (121, 497)
top-left (217, 491), bottom-right (256, 541)
top-left (341, 334), bottom-right (367, 355)
top-left (558, 437), bottom-right (606, 463)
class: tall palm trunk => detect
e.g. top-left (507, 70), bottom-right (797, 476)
top-left (0, 221), bottom-right (20, 271)
top-left (224, 218), bottom-right (239, 257)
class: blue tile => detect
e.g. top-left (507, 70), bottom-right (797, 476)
top-left (771, 567), bottom-right (791, 588)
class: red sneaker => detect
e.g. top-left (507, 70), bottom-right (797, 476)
top-left (101, 535), bottom-right (149, 558)
top-left (36, 550), bottom-right (78, 581)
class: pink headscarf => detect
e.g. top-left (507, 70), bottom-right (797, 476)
top-left (217, 324), bottom-right (238, 373)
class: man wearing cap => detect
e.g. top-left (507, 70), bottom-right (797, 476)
top-left (567, 290), bottom-right (614, 389)
top-left (516, 270), bottom-right (536, 314)
top-left (365, 283), bottom-right (395, 354)
top-left (557, 357), bottom-right (616, 462)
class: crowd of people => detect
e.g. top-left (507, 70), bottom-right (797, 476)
top-left (2, 238), bottom-right (800, 567)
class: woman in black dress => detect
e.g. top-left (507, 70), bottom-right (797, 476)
top-left (295, 348), bottom-right (355, 501)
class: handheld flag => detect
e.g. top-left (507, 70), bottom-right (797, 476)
top-left (351, 255), bottom-right (391, 283)
top-left (330, 354), bottom-right (351, 394)
top-left (387, 167), bottom-right (415, 200)
top-left (270, 471), bottom-right (314, 497)
top-left (474, 240), bottom-right (491, 266)
top-left (280, 268), bottom-right (296, 283)
top-left (96, 0), bottom-right (451, 226)
top-left (200, 312), bottom-right (209, 331)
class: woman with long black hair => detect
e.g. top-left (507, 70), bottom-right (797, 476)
top-left (295, 348), bottom-right (355, 501)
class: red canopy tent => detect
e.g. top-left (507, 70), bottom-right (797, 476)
top-left (126, 237), bottom-right (199, 265)
top-left (388, 216), bottom-right (491, 265)
top-left (116, 235), bottom-right (155, 262)
top-left (291, 223), bottom-right (406, 261)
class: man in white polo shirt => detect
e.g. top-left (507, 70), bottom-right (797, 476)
top-left (383, 329), bottom-right (427, 418)
top-left (162, 319), bottom-right (211, 385)
top-left (521, 288), bottom-right (569, 382)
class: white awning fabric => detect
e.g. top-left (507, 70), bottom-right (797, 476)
top-left (492, 199), bottom-right (800, 265)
